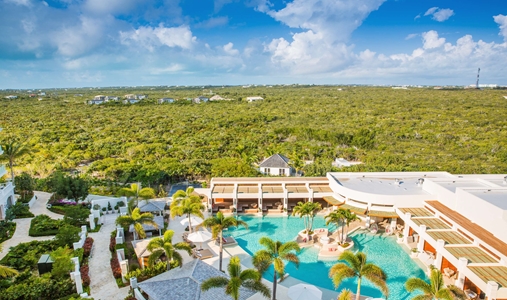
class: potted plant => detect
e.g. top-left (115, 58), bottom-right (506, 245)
top-left (397, 233), bottom-right (404, 243)
top-left (102, 207), bottom-right (107, 214)
top-left (411, 248), bottom-right (418, 258)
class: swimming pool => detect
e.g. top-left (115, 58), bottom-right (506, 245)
top-left (227, 215), bottom-right (426, 299)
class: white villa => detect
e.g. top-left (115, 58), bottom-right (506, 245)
top-left (0, 128), bottom-right (16, 220)
top-left (201, 172), bottom-right (507, 299)
top-left (259, 154), bottom-right (293, 177)
top-left (209, 95), bottom-right (225, 101)
top-left (157, 98), bottom-right (175, 104)
top-left (193, 96), bottom-right (209, 104)
top-left (246, 96), bottom-right (263, 102)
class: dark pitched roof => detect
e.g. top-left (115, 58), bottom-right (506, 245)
top-left (259, 154), bottom-right (291, 168)
top-left (138, 259), bottom-right (256, 300)
top-left (138, 200), bottom-right (165, 212)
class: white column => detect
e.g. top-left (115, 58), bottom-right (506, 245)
top-left (89, 214), bottom-right (95, 230)
top-left (403, 214), bottom-right (411, 243)
top-left (455, 257), bottom-right (468, 289)
top-left (130, 277), bottom-right (138, 289)
top-left (434, 239), bottom-right (446, 270)
top-left (73, 272), bottom-right (83, 294)
top-left (390, 218), bottom-right (397, 232)
top-left (81, 225), bottom-right (87, 235)
top-left (485, 281), bottom-right (499, 300)
top-left (417, 225), bottom-right (427, 252)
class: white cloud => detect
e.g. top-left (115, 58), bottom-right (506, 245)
top-left (405, 33), bottom-right (418, 40)
top-left (120, 25), bottom-right (196, 51)
top-left (424, 7), bottom-right (454, 22)
top-left (223, 42), bottom-right (239, 56)
top-left (262, 0), bottom-right (384, 73)
top-left (53, 16), bottom-right (109, 57)
top-left (422, 30), bottom-right (445, 49)
top-left (4, 0), bottom-right (31, 6)
top-left (195, 16), bottom-right (229, 29)
top-left (494, 14), bottom-right (507, 41)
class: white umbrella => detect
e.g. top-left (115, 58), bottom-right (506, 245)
top-left (288, 284), bottom-right (322, 300)
top-left (187, 231), bottom-right (213, 249)
top-left (180, 216), bottom-right (204, 227)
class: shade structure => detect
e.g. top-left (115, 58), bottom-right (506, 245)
top-left (180, 216), bottom-right (204, 227)
top-left (187, 230), bottom-right (213, 249)
top-left (288, 284), bottom-right (322, 300)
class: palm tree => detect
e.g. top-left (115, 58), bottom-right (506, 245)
top-left (253, 237), bottom-right (301, 300)
top-left (0, 140), bottom-right (29, 181)
top-left (329, 250), bottom-right (389, 300)
top-left (0, 244), bottom-right (18, 278)
top-left (337, 289), bottom-right (354, 300)
top-left (170, 189), bottom-right (204, 233)
top-left (202, 211), bottom-right (248, 272)
top-left (292, 201), bottom-right (321, 236)
top-left (201, 256), bottom-right (271, 300)
top-left (147, 229), bottom-right (192, 270)
top-left (115, 207), bottom-right (158, 240)
top-left (325, 208), bottom-right (354, 244)
top-left (405, 268), bottom-right (466, 300)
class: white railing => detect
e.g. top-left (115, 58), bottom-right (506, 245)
top-left (0, 181), bottom-right (14, 198)
top-left (0, 145), bottom-right (3, 155)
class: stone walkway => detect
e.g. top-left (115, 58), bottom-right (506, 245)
top-left (0, 191), bottom-right (60, 260)
top-left (0, 191), bottom-right (129, 299)
top-left (88, 213), bottom-right (129, 300)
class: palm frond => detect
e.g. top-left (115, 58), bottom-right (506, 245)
top-left (405, 277), bottom-right (432, 294)
top-left (148, 249), bottom-right (164, 266)
top-left (0, 265), bottom-right (19, 278)
top-left (329, 264), bottom-right (356, 289)
top-left (201, 276), bottom-right (229, 291)
top-left (273, 257), bottom-right (286, 277)
top-left (239, 269), bottom-right (261, 282)
top-left (338, 250), bottom-right (361, 271)
top-left (174, 242), bottom-right (192, 255)
top-left (337, 289), bottom-right (354, 300)
top-left (242, 280), bottom-right (271, 299)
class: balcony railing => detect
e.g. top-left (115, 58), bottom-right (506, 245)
top-left (0, 181), bottom-right (14, 198)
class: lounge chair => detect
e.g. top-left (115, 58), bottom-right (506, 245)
top-left (194, 249), bottom-right (214, 260)
top-left (215, 236), bottom-right (237, 246)
top-left (443, 267), bottom-right (455, 278)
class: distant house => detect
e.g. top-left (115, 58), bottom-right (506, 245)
top-left (4, 95), bottom-right (17, 100)
top-left (246, 96), bottom-right (263, 102)
top-left (158, 98), bottom-right (175, 104)
top-left (105, 96), bottom-right (119, 101)
top-left (193, 96), bottom-right (209, 104)
top-left (259, 154), bottom-right (293, 176)
top-left (38, 92), bottom-right (46, 96)
top-left (123, 99), bottom-right (140, 104)
top-left (209, 95), bottom-right (225, 101)
top-left (137, 94), bottom-right (147, 100)
top-left (94, 95), bottom-right (106, 101)
top-left (331, 158), bottom-right (362, 168)
top-left (137, 259), bottom-right (256, 300)
top-left (87, 99), bottom-right (105, 105)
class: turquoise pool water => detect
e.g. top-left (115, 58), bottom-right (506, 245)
top-left (227, 215), bottom-right (426, 299)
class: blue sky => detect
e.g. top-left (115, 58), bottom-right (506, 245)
top-left (1, 0), bottom-right (506, 88)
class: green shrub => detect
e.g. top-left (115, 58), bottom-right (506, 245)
top-left (29, 215), bottom-right (63, 236)
top-left (0, 221), bottom-right (16, 243)
top-left (124, 261), bottom-right (174, 282)
top-left (0, 240), bottom-right (60, 271)
top-left (1, 274), bottom-right (75, 300)
top-left (6, 203), bottom-right (34, 220)
top-left (55, 225), bottom-right (81, 247)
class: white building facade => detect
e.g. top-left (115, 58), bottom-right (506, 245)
top-left (0, 128), bottom-right (16, 220)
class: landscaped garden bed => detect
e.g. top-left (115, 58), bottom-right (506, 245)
top-left (0, 221), bottom-right (16, 243)
top-left (29, 214), bottom-right (63, 236)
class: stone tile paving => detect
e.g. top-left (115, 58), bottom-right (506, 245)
top-left (88, 213), bottom-right (129, 300)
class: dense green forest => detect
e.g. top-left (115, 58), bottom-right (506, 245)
top-left (1, 86), bottom-right (506, 186)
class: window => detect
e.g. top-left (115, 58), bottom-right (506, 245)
top-left (265, 168), bottom-right (270, 174)
top-left (279, 169), bottom-right (285, 176)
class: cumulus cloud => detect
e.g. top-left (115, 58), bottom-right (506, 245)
top-left (261, 0), bottom-right (385, 73)
top-left (424, 7), bottom-right (454, 22)
top-left (120, 25), bottom-right (196, 51)
top-left (494, 14), bottom-right (507, 40)
top-left (422, 30), bottom-right (445, 49)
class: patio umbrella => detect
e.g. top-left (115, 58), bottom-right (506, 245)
top-left (288, 284), bottom-right (322, 300)
top-left (180, 216), bottom-right (204, 227)
top-left (187, 230), bottom-right (212, 249)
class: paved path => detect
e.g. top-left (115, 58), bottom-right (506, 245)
top-left (0, 191), bottom-right (60, 260)
top-left (88, 213), bottom-right (129, 300)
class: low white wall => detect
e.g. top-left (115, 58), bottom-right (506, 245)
top-left (27, 194), bottom-right (37, 208)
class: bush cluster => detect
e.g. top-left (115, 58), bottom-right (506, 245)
top-left (83, 237), bottom-right (94, 257)
top-left (29, 215), bottom-right (63, 236)
top-left (109, 236), bottom-right (116, 253)
top-left (6, 202), bottom-right (34, 220)
top-left (80, 264), bottom-right (90, 287)
top-left (124, 261), bottom-right (171, 282)
top-left (110, 256), bottom-right (122, 279)
top-left (0, 240), bottom-right (60, 271)
top-left (0, 221), bottom-right (16, 243)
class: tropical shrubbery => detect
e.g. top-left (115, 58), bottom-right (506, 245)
top-left (0, 221), bottom-right (16, 243)
top-left (5, 202), bottom-right (34, 219)
top-left (0, 273), bottom-right (76, 300)
top-left (0, 240), bottom-right (60, 271)
top-left (124, 261), bottom-right (176, 283)
top-left (83, 237), bottom-right (94, 257)
top-left (28, 214), bottom-right (63, 236)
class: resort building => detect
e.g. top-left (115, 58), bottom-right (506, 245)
top-left (0, 128), bottom-right (16, 220)
top-left (200, 172), bottom-right (507, 299)
top-left (258, 153), bottom-right (293, 177)
top-left (157, 98), bottom-right (175, 104)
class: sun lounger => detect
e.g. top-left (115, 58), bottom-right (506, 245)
top-left (215, 236), bottom-right (237, 246)
top-left (195, 249), bottom-right (214, 260)
top-left (443, 267), bottom-right (455, 278)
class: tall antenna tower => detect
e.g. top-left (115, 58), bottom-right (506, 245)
top-left (476, 68), bottom-right (480, 89)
